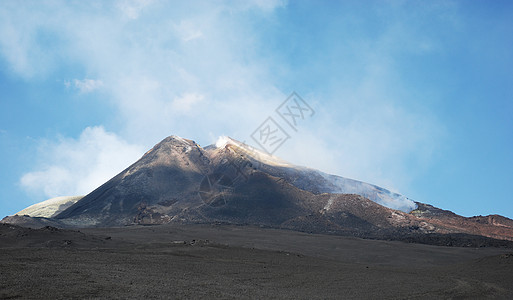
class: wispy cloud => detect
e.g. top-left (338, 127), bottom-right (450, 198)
top-left (175, 20), bottom-right (204, 42)
top-left (1, 0), bottom-right (448, 202)
top-left (20, 126), bottom-right (144, 198)
top-left (2, 0), bottom-right (286, 200)
top-left (65, 79), bottom-right (104, 93)
top-left (117, 0), bottom-right (154, 20)
top-left (169, 93), bottom-right (205, 112)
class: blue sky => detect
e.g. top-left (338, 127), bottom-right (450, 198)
top-left (0, 0), bottom-right (512, 219)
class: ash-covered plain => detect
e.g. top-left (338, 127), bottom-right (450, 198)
top-left (1, 223), bottom-right (513, 299)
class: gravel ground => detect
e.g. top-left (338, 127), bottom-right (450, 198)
top-left (1, 224), bottom-right (512, 299)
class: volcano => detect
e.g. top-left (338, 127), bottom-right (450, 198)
top-left (4, 135), bottom-right (513, 247)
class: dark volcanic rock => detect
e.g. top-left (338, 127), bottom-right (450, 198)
top-left (56, 136), bottom-right (211, 226)
top-left (1, 215), bottom-right (67, 229)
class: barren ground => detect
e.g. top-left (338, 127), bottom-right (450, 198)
top-left (1, 223), bottom-right (512, 299)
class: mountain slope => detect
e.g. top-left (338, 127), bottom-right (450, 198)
top-left (211, 137), bottom-right (416, 212)
top-left (54, 136), bottom-right (418, 229)
top-left (55, 136), bottom-right (210, 226)
top-left (15, 196), bottom-right (83, 218)
top-left (4, 135), bottom-right (513, 246)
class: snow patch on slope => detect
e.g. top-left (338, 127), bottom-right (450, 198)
top-left (15, 196), bottom-right (84, 218)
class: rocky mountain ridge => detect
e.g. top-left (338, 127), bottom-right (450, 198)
top-left (3, 135), bottom-right (513, 247)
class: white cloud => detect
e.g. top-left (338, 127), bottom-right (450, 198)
top-left (175, 20), bottom-right (203, 42)
top-left (20, 126), bottom-right (145, 198)
top-left (239, 0), bottom-right (287, 12)
top-left (0, 1), bottom-right (286, 144)
top-left (1, 1), bottom-right (447, 202)
top-left (0, 4), bottom-right (48, 78)
top-left (169, 93), bottom-right (205, 112)
top-left (67, 79), bottom-right (104, 93)
top-left (117, 0), bottom-right (154, 20)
